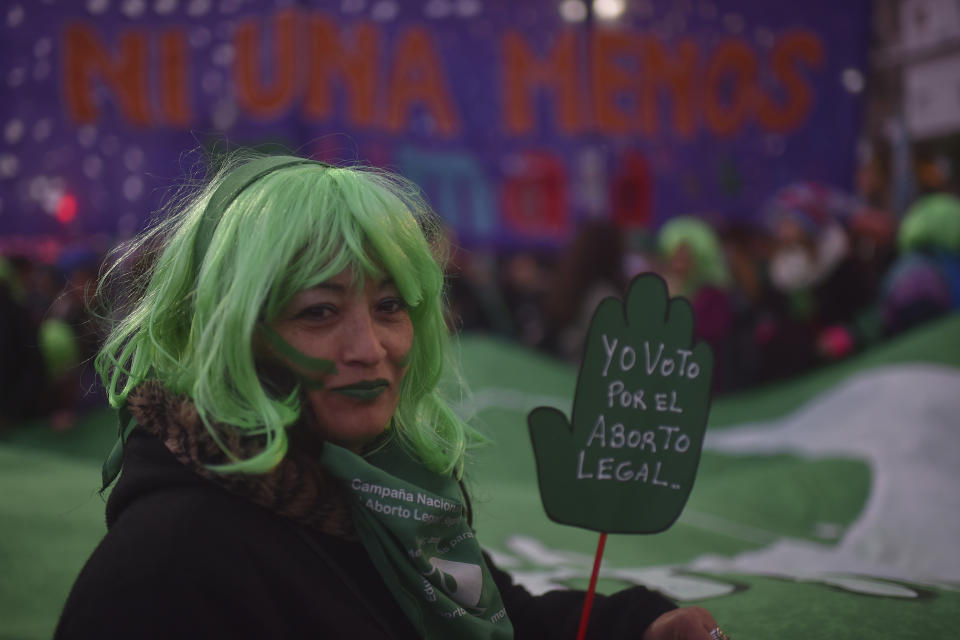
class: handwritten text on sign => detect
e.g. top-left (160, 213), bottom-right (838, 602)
top-left (575, 335), bottom-right (702, 489)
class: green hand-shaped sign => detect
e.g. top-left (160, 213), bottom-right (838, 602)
top-left (528, 274), bottom-right (714, 533)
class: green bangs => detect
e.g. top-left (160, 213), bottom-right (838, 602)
top-left (236, 166), bottom-right (441, 324)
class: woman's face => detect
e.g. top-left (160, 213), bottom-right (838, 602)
top-left (268, 268), bottom-right (413, 451)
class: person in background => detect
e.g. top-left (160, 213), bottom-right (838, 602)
top-left (753, 185), bottom-right (878, 379)
top-left (498, 249), bottom-right (551, 349)
top-left (55, 154), bottom-right (727, 640)
top-left (0, 256), bottom-right (49, 427)
top-left (541, 219), bottom-right (626, 362)
top-left (877, 193), bottom-right (960, 336)
top-left (657, 216), bottom-right (736, 392)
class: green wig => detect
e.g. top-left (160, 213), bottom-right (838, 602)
top-left (657, 216), bottom-right (731, 292)
top-left (97, 153), bottom-right (477, 476)
top-left (898, 193), bottom-right (960, 253)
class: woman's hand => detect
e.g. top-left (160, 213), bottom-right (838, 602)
top-left (642, 606), bottom-right (727, 640)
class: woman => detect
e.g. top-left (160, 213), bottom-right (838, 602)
top-left (56, 154), bottom-right (726, 639)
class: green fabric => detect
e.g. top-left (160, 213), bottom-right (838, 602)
top-left (322, 441), bottom-right (513, 640)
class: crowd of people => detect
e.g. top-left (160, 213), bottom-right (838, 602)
top-left (448, 185), bottom-right (960, 394)
top-left (0, 244), bottom-right (104, 429)
top-left (2, 183), bottom-right (959, 429)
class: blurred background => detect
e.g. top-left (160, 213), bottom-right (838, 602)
top-left (2, 1), bottom-right (960, 638)
top-left (2, 0), bottom-right (959, 428)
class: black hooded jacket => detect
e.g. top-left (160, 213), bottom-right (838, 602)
top-left (55, 387), bottom-right (676, 639)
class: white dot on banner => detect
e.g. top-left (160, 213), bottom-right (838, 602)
top-left (122, 0), bottom-right (147, 18)
top-left (34, 37), bottom-right (52, 58)
top-left (83, 154), bottom-right (103, 179)
top-left (211, 99), bottom-right (238, 130)
top-left (87, 0), bottom-right (110, 15)
top-left (39, 178), bottom-right (65, 214)
top-left (187, 0), bottom-right (211, 16)
top-left (33, 119), bottom-right (53, 141)
top-left (8, 67), bottom-right (26, 88)
top-left (4, 119), bottom-right (25, 144)
top-left (77, 126), bottom-right (97, 148)
top-left (123, 175), bottom-right (144, 200)
top-left (371, 0), bottom-right (398, 22)
top-left (842, 68), bottom-right (865, 94)
top-left (0, 154), bottom-right (21, 179)
top-left (7, 5), bottom-right (25, 28)
top-left (154, 0), bottom-right (178, 15)
top-left (123, 146), bottom-right (144, 170)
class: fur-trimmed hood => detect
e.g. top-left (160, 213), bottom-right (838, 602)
top-left (108, 379), bottom-right (355, 539)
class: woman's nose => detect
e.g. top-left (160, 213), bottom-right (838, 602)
top-left (341, 309), bottom-right (387, 365)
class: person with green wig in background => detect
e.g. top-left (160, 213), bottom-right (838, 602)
top-left (55, 154), bottom-right (724, 639)
top-left (876, 193), bottom-right (960, 335)
top-left (657, 216), bottom-right (738, 392)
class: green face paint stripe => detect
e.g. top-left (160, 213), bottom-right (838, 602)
top-left (194, 156), bottom-right (332, 268)
top-left (259, 325), bottom-right (338, 375)
top-left (400, 349), bottom-right (413, 368)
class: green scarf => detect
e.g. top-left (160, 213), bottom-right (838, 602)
top-left (322, 441), bottom-right (514, 640)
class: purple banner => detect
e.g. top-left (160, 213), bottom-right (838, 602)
top-left (0, 0), bottom-right (870, 249)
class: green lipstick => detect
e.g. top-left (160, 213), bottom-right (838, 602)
top-left (332, 379), bottom-right (389, 401)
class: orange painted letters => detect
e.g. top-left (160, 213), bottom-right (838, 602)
top-left (756, 30), bottom-right (825, 132)
top-left (63, 23), bottom-right (152, 125)
top-left (234, 9), bottom-right (301, 119)
top-left (703, 38), bottom-right (757, 137)
top-left (386, 27), bottom-right (460, 136)
top-left (640, 37), bottom-right (697, 138)
top-left (304, 15), bottom-right (379, 127)
top-left (158, 29), bottom-right (191, 125)
top-left (590, 29), bottom-right (637, 134)
top-left (502, 30), bottom-right (583, 135)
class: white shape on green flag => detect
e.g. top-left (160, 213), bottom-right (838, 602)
top-left (702, 364), bottom-right (960, 585)
top-left (427, 557), bottom-right (484, 608)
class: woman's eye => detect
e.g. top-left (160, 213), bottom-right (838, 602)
top-left (296, 304), bottom-right (335, 320)
top-left (378, 297), bottom-right (408, 314)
